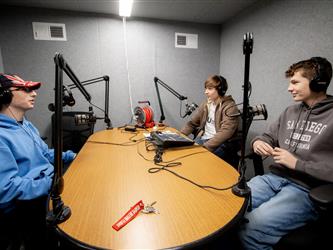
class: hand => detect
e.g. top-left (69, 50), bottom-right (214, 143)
top-left (253, 140), bottom-right (274, 156)
top-left (272, 147), bottom-right (297, 169)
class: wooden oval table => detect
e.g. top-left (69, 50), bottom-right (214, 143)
top-left (54, 128), bottom-right (246, 249)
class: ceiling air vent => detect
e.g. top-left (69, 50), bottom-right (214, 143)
top-left (32, 22), bottom-right (67, 41)
top-left (175, 33), bottom-right (198, 49)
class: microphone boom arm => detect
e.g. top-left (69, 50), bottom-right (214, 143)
top-left (154, 77), bottom-right (187, 123)
top-left (48, 53), bottom-right (108, 225)
top-left (54, 53), bottom-right (91, 102)
top-left (68, 75), bottom-right (112, 129)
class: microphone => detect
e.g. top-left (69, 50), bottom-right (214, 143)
top-left (63, 86), bottom-right (75, 107)
top-left (229, 104), bottom-right (268, 120)
top-left (184, 102), bottom-right (198, 117)
top-left (74, 113), bottom-right (97, 125)
top-left (48, 85), bottom-right (75, 112)
top-left (250, 104), bottom-right (268, 119)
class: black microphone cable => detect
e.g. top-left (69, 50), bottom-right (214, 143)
top-left (87, 134), bottom-right (146, 146)
top-left (136, 140), bottom-right (242, 191)
top-left (148, 161), bottom-right (240, 192)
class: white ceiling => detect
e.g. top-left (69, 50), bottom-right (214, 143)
top-left (0, 0), bottom-right (259, 24)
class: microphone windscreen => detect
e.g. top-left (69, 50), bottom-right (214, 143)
top-left (74, 113), bottom-right (97, 125)
top-left (63, 95), bottom-right (75, 106)
top-left (75, 114), bottom-right (89, 125)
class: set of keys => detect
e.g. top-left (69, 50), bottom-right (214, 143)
top-left (141, 201), bottom-right (159, 214)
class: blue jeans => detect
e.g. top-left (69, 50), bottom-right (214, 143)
top-left (194, 138), bottom-right (208, 145)
top-left (195, 138), bottom-right (237, 165)
top-left (195, 138), bottom-right (227, 158)
top-left (239, 173), bottom-right (319, 250)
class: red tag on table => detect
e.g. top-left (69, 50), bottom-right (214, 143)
top-left (112, 200), bottom-right (144, 231)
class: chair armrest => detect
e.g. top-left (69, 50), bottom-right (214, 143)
top-left (309, 183), bottom-right (333, 209)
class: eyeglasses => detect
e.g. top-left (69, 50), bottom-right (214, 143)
top-left (11, 87), bottom-right (36, 93)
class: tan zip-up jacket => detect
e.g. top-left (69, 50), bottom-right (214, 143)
top-left (180, 95), bottom-right (239, 152)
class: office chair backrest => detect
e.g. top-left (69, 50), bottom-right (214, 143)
top-left (52, 111), bottom-right (95, 153)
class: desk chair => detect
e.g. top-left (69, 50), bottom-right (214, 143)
top-left (275, 182), bottom-right (333, 250)
top-left (52, 111), bottom-right (95, 153)
top-left (220, 116), bottom-right (253, 168)
top-left (190, 117), bottom-right (246, 168)
top-left (250, 153), bottom-right (333, 250)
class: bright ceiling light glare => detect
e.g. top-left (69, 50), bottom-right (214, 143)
top-left (119, 0), bottom-right (134, 17)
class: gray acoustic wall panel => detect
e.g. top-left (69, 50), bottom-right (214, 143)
top-left (0, 7), bottom-right (221, 145)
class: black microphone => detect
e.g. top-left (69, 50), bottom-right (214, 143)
top-left (250, 104), bottom-right (268, 120)
top-left (184, 102), bottom-right (198, 117)
top-left (63, 86), bottom-right (75, 107)
top-left (74, 113), bottom-right (97, 125)
top-left (229, 104), bottom-right (268, 120)
top-left (48, 85), bottom-right (75, 112)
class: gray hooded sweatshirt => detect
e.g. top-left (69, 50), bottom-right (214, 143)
top-left (252, 95), bottom-right (333, 189)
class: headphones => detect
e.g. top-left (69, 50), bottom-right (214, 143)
top-left (216, 75), bottom-right (228, 96)
top-left (309, 57), bottom-right (330, 92)
top-left (0, 80), bottom-right (12, 105)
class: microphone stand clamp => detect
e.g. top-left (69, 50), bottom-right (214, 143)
top-left (46, 175), bottom-right (71, 225)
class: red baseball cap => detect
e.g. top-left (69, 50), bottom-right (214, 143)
top-left (0, 73), bottom-right (41, 90)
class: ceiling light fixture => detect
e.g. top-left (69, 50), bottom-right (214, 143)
top-left (119, 0), bottom-right (133, 17)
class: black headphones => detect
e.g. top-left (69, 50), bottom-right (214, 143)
top-left (309, 57), bottom-right (330, 92)
top-left (0, 76), bottom-right (13, 105)
top-left (216, 75), bottom-right (228, 96)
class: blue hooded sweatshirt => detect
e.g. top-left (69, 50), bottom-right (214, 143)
top-left (0, 114), bottom-right (75, 209)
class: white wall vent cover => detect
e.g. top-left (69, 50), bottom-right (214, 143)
top-left (32, 22), bottom-right (67, 41)
top-left (175, 33), bottom-right (198, 49)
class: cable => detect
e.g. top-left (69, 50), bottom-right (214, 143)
top-left (122, 17), bottom-right (134, 117)
top-left (89, 101), bottom-right (105, 114)
top-left (148, 162), bottom-right (238, 191)
top-left (135, 105), bottom-right (155, 128)
top-left (120, 129), bottom-right (140, 142)
top-left (143, 106), bottom-right (153, 125)
top-left (87, 137), bottom-right (145, 147)
top-left (135, 140), bottom-right (240, 191)
top-left (89, 136), bottom-right (240, 191)
top-left (179, 99), bottom-right (189, 118)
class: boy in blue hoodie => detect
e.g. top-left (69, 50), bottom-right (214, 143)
top-left (0, 74), bottom-right (76, 249)
top-left (239, 57), bottom-right (333, 249)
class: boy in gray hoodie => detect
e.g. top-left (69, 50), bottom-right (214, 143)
top-left (240, 57), bottom-right (333, 249)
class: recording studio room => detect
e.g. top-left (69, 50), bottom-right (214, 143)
top-left (0, 0), bottom-right (333, 250)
